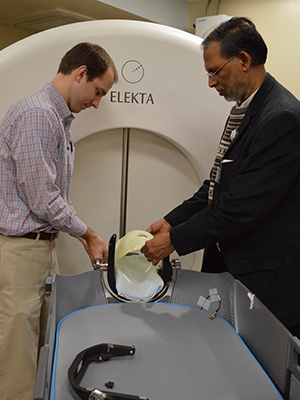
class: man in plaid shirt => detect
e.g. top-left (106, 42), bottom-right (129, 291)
top-left (0, 42), bottom-right (118, 400)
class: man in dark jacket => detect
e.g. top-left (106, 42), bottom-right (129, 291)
top-left (141, 17), bottom-right (300, 337)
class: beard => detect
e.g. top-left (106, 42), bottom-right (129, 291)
top-left (218, 72), bottom-right (249, 103)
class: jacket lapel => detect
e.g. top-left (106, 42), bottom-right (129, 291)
top-left (227, 73), bottom-right (275, 149)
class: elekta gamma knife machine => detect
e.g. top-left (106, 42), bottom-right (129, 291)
top-left (0, 20), bottom-right (299, 400)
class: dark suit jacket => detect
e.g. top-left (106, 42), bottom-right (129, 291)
top-left (165, 73), bottom-right (300, 327)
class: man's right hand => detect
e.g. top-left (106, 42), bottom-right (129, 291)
top-left (78, 227), bottom-right (108, 266)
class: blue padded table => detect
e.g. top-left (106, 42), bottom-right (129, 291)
top-left (51, 302), bottom-right (283, 400)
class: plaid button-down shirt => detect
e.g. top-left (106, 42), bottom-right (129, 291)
top-left (0, 82), bottom-right (87, 236)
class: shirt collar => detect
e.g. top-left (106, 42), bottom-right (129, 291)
top-left (42, 82), bottom-right (74, 124)
top-left (235, 89), bottom-right (259, 109)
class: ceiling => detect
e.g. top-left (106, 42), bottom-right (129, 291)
top-left (0, 0), bottom-right (150, 33)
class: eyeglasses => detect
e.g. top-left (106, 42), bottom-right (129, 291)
top-left (206, 56), bottom-right (236, 80)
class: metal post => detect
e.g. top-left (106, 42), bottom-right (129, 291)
top-left (119, 128), bottom-right (130, 238)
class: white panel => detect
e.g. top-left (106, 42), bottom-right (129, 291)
top-left (57, 129), bottom-right (202, 273)
top-left (126, 129), bottom-right (203, 270)
top-left (56, 129), bottom-right (122, 273)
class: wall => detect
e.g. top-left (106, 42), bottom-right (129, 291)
top-left (189, 0), bottom-right (300, 99)
top-left (98, 0), bottom-right (189, 30)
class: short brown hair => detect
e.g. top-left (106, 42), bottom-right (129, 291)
top-left (58, 42), bottom-right (118, 82)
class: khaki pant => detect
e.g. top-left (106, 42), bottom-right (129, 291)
top-left (0, 235), bottom-right (59, 400)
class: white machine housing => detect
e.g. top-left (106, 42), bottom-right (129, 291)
top-left (0, 20), bottom-right (230, 271)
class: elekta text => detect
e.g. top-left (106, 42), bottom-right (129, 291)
top-left (110, 91), bottom-right (154, 105)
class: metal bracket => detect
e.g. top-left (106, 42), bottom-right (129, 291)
top-left (88, 389), bottom-right (107, 400)
top-left (171, 258), bottom-right (181, 270)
